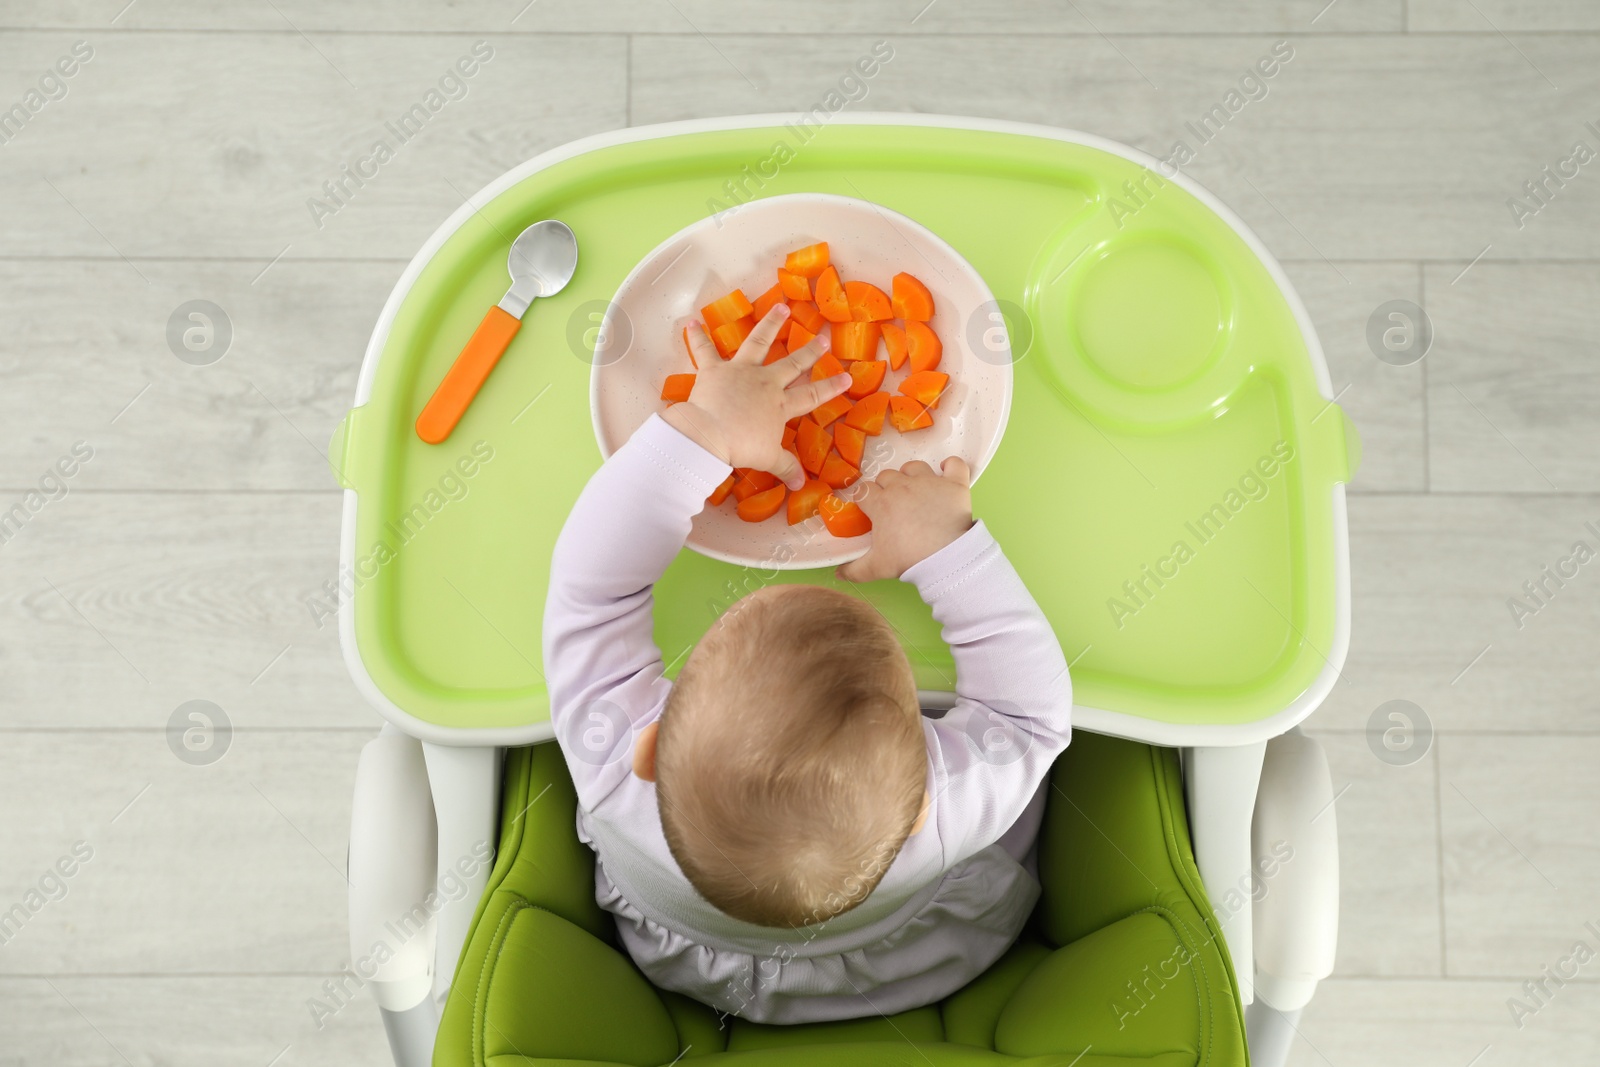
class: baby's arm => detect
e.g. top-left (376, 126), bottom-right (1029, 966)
top-left (544, 304), bottom-right (850, 807)
top-left (543, 412), bottom-right (732, 802)
top-left (839, 459), bottom-right (1072, 868)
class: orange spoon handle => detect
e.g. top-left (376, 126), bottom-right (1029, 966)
top-left (416, 306), bottom-right (523, 444)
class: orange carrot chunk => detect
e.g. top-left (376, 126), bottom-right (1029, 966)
top-left (844, 281), bottom-right (893, 322)
top-left (898, 370), bottom-right (950, 409)
top-left (786, 478), bottom-right (829, 525)
top-left (796, 416), bottom-right (832, 476)
top-left (737, 483), bottom-right (787, 522)
top-left (789, 300), bottom-right (825, 334)
top-left (889, 395), bottom-right (934, 432)
top-left (819, 451), bottom-right (861, 489)
top-left (778, 268), bottom-right (812, 302)
top-left (833, 422), bottom-right (866, 467)
top-left (830, 321), bottom-right (881, 364)
top-left (843, 391), bottom-right (891, 435)
top-left (710, 316), bottom-right (754, 358)
top-left (891, 273), bottom-right (935, 321)
top-left (811, 394), bottom-right (853, 428)
top-left (751, 283), bottom-right (786, 322)
top-left (781, 424), bottom-right (798, 451)
top-left (763, 339), bottom-right (789, 365)
top-left (846, 358), bottom-right (887, 399)
top-left (905, 320), bottom-right (942, 373)
top-left (731, 468), bottom-right (781, 502)
top-left (785, 242), bottom-right (830, 279)
top-left (814, 266), bottom-right (850, 323)
top-left (707, 473), bottom-right (735, 506)
top-left (881, 322), bottom-right (908, 370)
top-left (660, 372), bottom-right (696, 403)
top-left (786, 321), bottom-right (818, 353)
top-left (810, 351), bottom-right (846, 382)
top-left (702, 290), bottom-right (754, 329)
top-left (819, 494), bottom-right (872, 537)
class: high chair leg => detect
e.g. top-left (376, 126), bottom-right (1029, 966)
top-left (350, 726), bottom-right (439, 1065)
top-left (1182, 741), bottom-right (1268, 1004)
top-left (421, 742), bottom-right (503, 1004)
top-left (1244, 1000), bottom-right (1303, 1067)
top-left (1249, 727), bottom-right (1339, 1061)
top-left (380, 995), bottom-right (441, 1067)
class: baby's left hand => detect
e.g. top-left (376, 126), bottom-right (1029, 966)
top-left (664, 304), bottom-right (851, 490)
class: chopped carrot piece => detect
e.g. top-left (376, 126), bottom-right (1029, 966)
top-left (819, 451), bottom-right (861, 489)
top-left (811, 394), bottom-right (852, 428)
top-left (881, 322), bottom-right (907, 370)
top-left (843, 391), bottom-right (891, 435)
top-left (846, 359), bottom-right (887, 399)
top-left (786, 321), bottom-right (818, 353)
top-left (778, 268), bottom-right (812, 302)
top-left (834, 423), bottom-right (866, 467)
top-left (891, 273), bottom-right (935, 321)
top-left (789, 300), bottom-right (825, 334)
top-left (782, 424), bottom-right (797, 451)
top-left (786, 478), bottom-right (829, 525)
top-left (763, 339), bottom-right (788, 365)
top-left (776, 318), bottom-right (792, 343)
top-left (905, 320), bottom-right (942, 373)
top-left (731, 468), bottom-right (780, 502)
top-left (844, 281), bottom-right (893, 322)
top-left (819, 494), bottom-right (871, 537)
top-left (660, 373), bottom-right (695, 403)
top-left (814, 266), bottom-right (850, 323)
top-left (784, 242), bottom-right (829, 278)
top-left (889, 395), bottom-right (934, 431)
top-left (751, 283), bottom-right (786, 321)
top-left (810, 351), bottom-right (845, 382)
top-left (682, 325), bottom-right (698, 368)
top-left (830, 321), bottom-right (881, 364)
top-left (710, 316), bottom-right (754, 358)
top-left (796, 417), bottom-right (832, 476)
top-left (707, 473), bottom-right (735, 506)
top-left (702, 290), bottom-right (754, 329)
top-left (737, 483), bottom-right (787, 522)
top-left (898, 370), bottom-right (950, 409)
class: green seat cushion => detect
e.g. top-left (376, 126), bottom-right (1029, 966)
top-left (997, 912), bottom-right (1200, 1059)
top-left (941, 940), bottom-right (1054, 1049)
top-left (480, 905), bottom-right (679, 1067)
top-left (434, 732), bottom-right (1247, 1067)
top-left (726, 1006), bottom-right (944, 1052)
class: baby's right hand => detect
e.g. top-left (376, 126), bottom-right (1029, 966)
top-left (836, 457), bottom-right (974, 582)
top-left (663, 304), bottom-right (850, 490)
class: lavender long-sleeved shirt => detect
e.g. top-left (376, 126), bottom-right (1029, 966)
top-left (542, 414), bottom-right (1072, 1023)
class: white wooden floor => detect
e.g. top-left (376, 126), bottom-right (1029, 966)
top-left (2, 3), bottom-right (1598, 1064)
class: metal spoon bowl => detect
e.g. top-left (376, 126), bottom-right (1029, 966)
top-left (501, 219), bottom-right (578, 317)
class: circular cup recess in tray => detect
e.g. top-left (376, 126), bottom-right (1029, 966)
top-left (590, 192), bottom-right (1013, 570)
top-left (1034, 229), bottom-right (1240, 427)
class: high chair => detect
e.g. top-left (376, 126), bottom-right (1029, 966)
top-left (332, 115), bottom-right (1355, 1067)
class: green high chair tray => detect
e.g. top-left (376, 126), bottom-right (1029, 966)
top-left (330, 114), bottom-right (1355, 750)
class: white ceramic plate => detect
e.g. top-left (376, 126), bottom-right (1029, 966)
top-left (591, 192), bottom-right (1013, 569)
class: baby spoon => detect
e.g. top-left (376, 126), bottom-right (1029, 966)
top-left (415, 219), bottom-right (578, 444)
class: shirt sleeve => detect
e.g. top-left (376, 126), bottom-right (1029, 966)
top-left (542, 414), bottom-right (731, 810)
top-left (900, 520), bottom-right (1073, 869)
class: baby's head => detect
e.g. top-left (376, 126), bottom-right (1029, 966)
top-left (637, 584), bottom-right (926, 929)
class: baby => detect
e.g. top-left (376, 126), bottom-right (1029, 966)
top-left (544, 302), bottom-right (1072, 1024)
